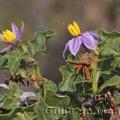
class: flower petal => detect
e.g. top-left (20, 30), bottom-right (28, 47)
top-left (82, 32), bottom-right (96, 50)
top-left (11, 23), bottom-right (19, 38)
top-left (63, 42), bottom-right (69, 58)
top-left (89, 31), bottom-right (99, 39)
top-left (89, 31), bottom-right (101, 43)
top-left (16, 21), bottom-right (24, 40)
top-left (0, 45), bottom-right (14, 53)
top-left (20, 21), bottom-right (24, 38)
top-left (68, 36), bottom-right (82, 56)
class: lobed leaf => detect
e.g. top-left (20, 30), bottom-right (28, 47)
top-left (0, 55), bottom-right (6, 66)
top-left (45, 91), bottom-right (70, 107)
top-left (28, 30), bottom-right (55, 56)
top-left (97, 29), bottom-right (120, 57)
top-left (4, 49), bottom-right (25, 75)
top-left (98, 75), bottom-right (120, 92)
top-left (59, 65), bottom-right (88, 92)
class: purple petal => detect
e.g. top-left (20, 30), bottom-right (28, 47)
top-left (89, 31), bottom-right (101, 43)
top-left (89, 31), bottom-right (99, 39)
top-left (20, 21), bottom-right (24, 38)
top-left (63, 42), bottom-right (69, 58)
top-left (12, 38), bottom-right (18, 44)
top-left (81, 32), bottom-right (96, 50)
top-left (0, 45), bottom-right (14, 53)
top-left (11, 23), bottom-right (20, 39)
top-left (11, 22), bottom-right (24, 44)
top-left (68, 36), bottom-right (82, 56)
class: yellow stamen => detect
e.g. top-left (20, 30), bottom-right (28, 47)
top-left (67, 24), bottom-right (75, 36)
top-left (5, 30), bottom-right (16, 40)
top-left (2, 30), bottom-right (16, 43)
top-left (2, 34), bottom-right (12, 43)
top-left (67, 24), bottom-right (79, 36)
top-left (73, 21), bottom-right (81, 34)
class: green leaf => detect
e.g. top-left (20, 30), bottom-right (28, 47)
top-left (8, 82), bottom-right (22, 97)
top-left (98, 75), bottom-right (120, 92)
top-left (5, 50), bottom-right (25, 75)
top-left (59, 65), bottom-right (87, 92)
top-left (42, 30), bottom-right (56, 39)
top-left (20, 43), bottom-right (29, 54)
top-left (18, 69), bottom-right (27, 78)
top-left (0, 108), bottom-right (21, 120)
top-left (34, 95), bottom-right (48, 120)
top-left (67, 112), bottom-right (78, 120)
top-left (44, 79), bottom-right (57, 97)
top-left (97, 29), bottom-right (120, 40)
top-left (28, 30), bottom-right (55, 56)
top-left (97, 29), bottom-right (120, 57)
top-left (44, 107), bottom-right (68, 120)
top-left (111, 57), bottom-right (120, 68)
top-left (43, 79), bottom-right (70, 107)
top-left (16, 112), bottom-right (32, 120)
top-left (114, 94), bottom-right (120, 105)
top-left (45, 91), bottom-right (70, 107)
top-left (1, 98), bottom-right (18, 110)
top-left (1, 82), bottom-right (22, 110)
top-left (0, 55), bottom-right (6, 66)
top-left (0, 102), bottom-right (35, 120)
top-left (34, 80), bottom-right (70, 120)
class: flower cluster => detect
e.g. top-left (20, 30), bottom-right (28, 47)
top-left (0, 22), bottom-right (24, 53)
top-left (63, 21), bottom-right (99, 58)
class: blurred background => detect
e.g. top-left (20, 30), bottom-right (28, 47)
top-left (0, 0), bottom-right (120, 83)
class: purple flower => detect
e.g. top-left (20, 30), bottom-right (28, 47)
top-left (63, 21), bottom-right (99, 58)
top-left (0, 22), bottom-right (24, 53)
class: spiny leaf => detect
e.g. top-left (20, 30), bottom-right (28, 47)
top-left (28, 30), bottom-right (55, 56)
top-left (111, 57), bottom-right (120, 68)
top-left (18, 69), bottom-right (27, 78)
top-left (42, 30), bottom-right (56, 39)
top-left (1, 98), bottom-right (18, 110)
top-left (0, 82), bottom-right (23, 111)
top-left (1, 82), bottom-right (23, 110)
top-left (43, 79), bottom-right (70, 107)
top-left (114, 94), bottom-right (120, 105)
top-left (44, 79), bottom-right (57, 98)
top-left (34, 95), bottom-right (48, 120)
top-left (97, 29), bottom-right (120, 40)
top-left (97, 29), bottom-right (120, 57)
top-left (16, 112), bottom-right (32, 120)
top-left (34, 79), bottom-right (70, 120)
top-left (45, 91), bottom-right (70, 107)
top-left (67, 110), bottom-right (79, 120)
top-left (0, 55), bottom-right (6, 66)
top-left (59, 65), bottom-right (88, 92)
top-left (4, 50), bottom-right (25, 75)
top-left (28, 32), bottom-right (45, 56)
top-left (98, 75), bottom-right (120, 92)
top-left (8, 82), bottom-right (22, 97)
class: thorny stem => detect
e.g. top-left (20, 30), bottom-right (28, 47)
top-left (91, 53), bottom-right (120, 93)
top-left (91, 55), bottom-right (100, 94)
